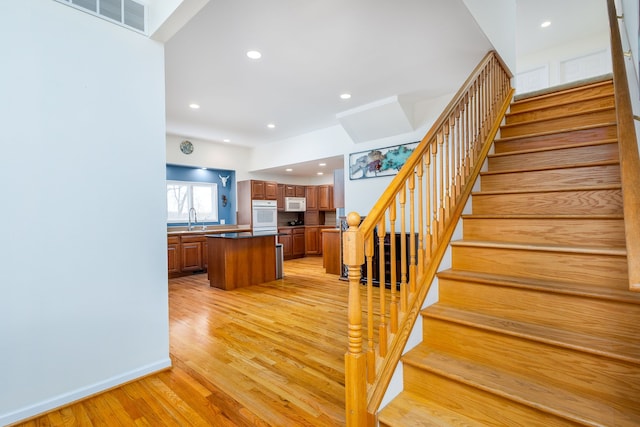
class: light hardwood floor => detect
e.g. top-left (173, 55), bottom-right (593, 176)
top-left (14, 257), bottom-right (350, 426)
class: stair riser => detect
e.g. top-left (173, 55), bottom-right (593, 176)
top-left (438, 278), bottom-right (640, 341)
top-left (506, 96), bottom-right (615, 125)
top-left (402, 366), bottom-right (579, 426)
top-left (510, 83), bottom-right (614, 113)
top-left (421, 317), bottom-right (640, 408)
top-left (451, 245), bottom-right (628, 288)
top-left (462, 217), bottom-right (626, 247)
top-left (472, 188), bottom-right (623, 215)
top-left (495, 124), bottom-right (617, 153)
top-left (500, 109), bottom-right (616, 138)
top-left (488, 143), bottom-right (619, 172)
top-left (481, 164), bottom-right (621, 191)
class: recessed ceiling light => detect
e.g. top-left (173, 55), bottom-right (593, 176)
top-left (189, 103), bottom-right (200, 109)
top-left (223, 139), bottom-right (230, 143)
top-left (286, 168), bottom-right (293, 172)
top-left (246, 50), bottom-right (262, 59)
top-left (540, 21), bottom-right (551, 28)
top-left (340, 93), bottom-right (351, 100)
top-left (317, 172), bottom-right (324, 176)
top-left (267, 123), bottom-right (276, 129)
top-left (319, 162), bottom-right (326, 167)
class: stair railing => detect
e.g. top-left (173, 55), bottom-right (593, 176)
top-left (343, 50), bottom-right (514, 426)
top-left (607, 0), bottom-right (640, 292)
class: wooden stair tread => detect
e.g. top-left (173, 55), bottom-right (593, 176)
top-left (513, 76), bottom-right (613, 103)
top-left (495, 122), bottom-right (617, 144)
top-left (449, 239), bottom-right (627, 256)
top-left (437, 268), bottom-right (640, 304)
top-left (489, 138), bottom-right (617, 158)
top-left (500, 106), bottom-right (615, 130)
top-left (422, 304), bottom-right (640, 364)
top-left (473, 183), bottom-right (621, 196)
top-left (461, 213), bottom-right (624, 220)
top-left (507, 92), bottom-right (614, 117)
top-left (378, 391), bottom-right (486, 427)
top-left (403, 347), bottom-right (640, 426)
top-left (481, 159), bottom-right (619, 176)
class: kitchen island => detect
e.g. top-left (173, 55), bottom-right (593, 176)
top-left (206, 232), bottom-right (278, 290)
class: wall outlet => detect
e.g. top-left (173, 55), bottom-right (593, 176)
top-left (220, 219), bottom-right (225, 224)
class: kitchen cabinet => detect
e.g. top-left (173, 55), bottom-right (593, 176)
top-left (285, 185), bottom-right (305, 197)
top-left (292, 228), bottom-right (306, 258)
top-left (181, 235), bottom-right (206, 272)
top-left (305, 186), bottom-right (318, 210)
top-left (318, 185), bottom-right (333, 210)
top-left (244, 180), bottom-right (278, 200)
top-left (265, 181), bottom-right (278, 200)
top-left (167, 236), bottom-right (181, 274)
top-left (277, 184), bottom-right (285, 212)
top-left (278, 228), bottom-right (293, 259)
top-left (278, 227), bottom-right (305, 260)
top-left (304, 210), bottom-right (322, 226)
top-left (321, 229), bottom-right (341, 274)
top-left (305, 226), bottom-right (321, 255)
top-left (238, 180), bottom-right (278, 226)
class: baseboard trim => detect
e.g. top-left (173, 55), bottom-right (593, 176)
top-left (1, 357), bottom-right (172, 426)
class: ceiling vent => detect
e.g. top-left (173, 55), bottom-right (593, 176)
top-left (55, 0), bottom-right (146, 34)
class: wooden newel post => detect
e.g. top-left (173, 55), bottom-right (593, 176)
top-left (343, 212), bottom-right (367, 426)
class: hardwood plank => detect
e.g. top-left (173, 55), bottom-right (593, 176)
top-left (10, 257), bottom-right (348, 427)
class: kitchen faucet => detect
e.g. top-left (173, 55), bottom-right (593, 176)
top-left (188, 207), bottom-right (197, 230)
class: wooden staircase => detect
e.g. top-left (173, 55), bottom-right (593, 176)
top-left (378, 78), bottom-right (640, 426)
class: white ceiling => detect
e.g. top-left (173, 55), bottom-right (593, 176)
top-left (164, 0), bottom-right (609, 177)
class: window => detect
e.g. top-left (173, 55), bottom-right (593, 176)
top-left (167, 181), bottom-right (218, 223)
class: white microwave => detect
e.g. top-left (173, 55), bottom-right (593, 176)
top-left (285, 197), bottom-right (306, 212)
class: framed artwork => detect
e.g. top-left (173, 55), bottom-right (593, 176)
top-left (349, 141), bottom-right (419, 180)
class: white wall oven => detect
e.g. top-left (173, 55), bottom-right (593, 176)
top-left (251, 200), bottom-right (278, 233)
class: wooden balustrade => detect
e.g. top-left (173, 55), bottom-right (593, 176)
top-left (607, 0), bottom-right (640, 292)
top-left (343, 50), bottom-right (514, 425)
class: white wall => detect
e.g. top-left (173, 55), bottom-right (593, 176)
top-left (464, 0), bottom-right (517, 73)
top-left (167, 133), bottom-right (253, 179)
top-left (0, 1), bottom-right (170, 424)
top-left (517, 32), bottom-right (612, 89)
top-left (619, 0), bottom-right (640, 152)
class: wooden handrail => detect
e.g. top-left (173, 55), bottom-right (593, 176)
top-left (343, 50), bottom-right (514, 425)
top-left (607, 0), bottom-right (640, 291)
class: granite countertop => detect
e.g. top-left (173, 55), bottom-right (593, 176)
top-left (168, 225), bottom-right (251, 235)
top-left (206, 231), bottom-right (283, 239)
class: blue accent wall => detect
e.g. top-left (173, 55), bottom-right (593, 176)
top-left (166, 164), bottom-right (236, 225)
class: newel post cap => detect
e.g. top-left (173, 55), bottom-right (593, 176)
top-left (343, 212), bottom-right (364, 265)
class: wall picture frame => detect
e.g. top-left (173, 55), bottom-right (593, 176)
top-left (349, 141), bottom-right (419, 180)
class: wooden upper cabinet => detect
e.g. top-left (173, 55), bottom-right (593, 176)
top-left (251, 180), bottom-right (266, 199)
top-left (318, 185), bottom-right (333, 210)
top-left (285, 185), bottom-right (295, 197)
top-left (265, 181), bottom-right (278, 200)
top-left (285, 185), bottom-right (305, 197)
top-left (249, 180), bottom-right (277, 200)
top-left (167, 236), bottom-right (181, 275)
top-left (277, 184), bottom-right (285, 211)
top-left (305, 186), bottom-right (318, 210)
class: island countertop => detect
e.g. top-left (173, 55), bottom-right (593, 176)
top-left (205, 231), bottom-right (283, 239)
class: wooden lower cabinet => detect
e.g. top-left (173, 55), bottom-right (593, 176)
top-left (321, 229), bottom-right (341, 274)
top-left (305, 227), bottom-right (321, 255)
top-left (180, 235), bottom-right (206, 272)
top-left (278, 227), bottom-right (306, 260)
top-left (292, 228), bottom-right (306, 258)
top-left (278, 229), bottom-right (293, 259)
top-left (167, 236), bottom-right (181, 274)
top-left (168, 233), bottom-right (208, 276)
